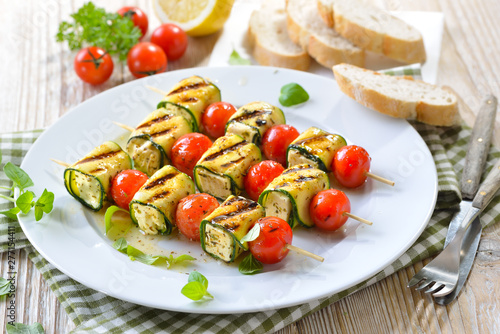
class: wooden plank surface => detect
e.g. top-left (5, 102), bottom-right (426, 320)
top-left (1, 0), bottom-right (499, 333)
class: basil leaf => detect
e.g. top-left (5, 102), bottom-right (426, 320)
top-left (181, 281), bottom-right (209, 301)
top-left (104, 205), bottom-right (128, 234)
top-left (112, 238), bottom-right (128, 253)
top-left (279, 83), bottom-right (309, 107)
top-left (240, 223), bottom-right (260, 243)
top-left (0, 277), bottom-right (11, 296)
top-left (16, 191), bottom-right (34, 214)
top-left (238, 253), bottom-right (263, 275)
top-left (188, 271), bottom-right (209, 289)
top-left (126, 245), bottom-right (162, 265)
top-left (0, 207), bottom-right (21, 220)
top-left (165, 254), bottom-right (196, 268)
top-left (229, 49), bottom-right (251, 65)
top-left (5, 322), bottom-right (45, 334)
top-left (3, 162), bottom-right (34, 191)
top-left (34, 189), bottom-right (55, 221)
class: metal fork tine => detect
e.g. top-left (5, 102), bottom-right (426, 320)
top-left (407, 276), bottom-right (425, 288)
top-left (425, 283), bottom-right (444, 294)
top-left (416, 281), bottom-right (435, 291)
top-left (432, 285), bottom-right (455, 298)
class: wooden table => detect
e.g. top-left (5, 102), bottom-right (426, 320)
top-left (1, 0), bottom-right (499, 332)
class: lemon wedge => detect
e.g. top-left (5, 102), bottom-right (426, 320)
top-left (153, 0), bottom-right (235, 37)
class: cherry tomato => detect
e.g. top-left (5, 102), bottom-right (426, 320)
top-left (171, 133), bottom-right (213, 178)
top-left (261, 125), bottom-right (300, 166)
top-left (310, 189), bottom-right (351, 231)
top-left (244, 160), bottom-right (284, 201)
top-left (110, 170), bottom-right (149, 210)
top-left (151, 23), bottom-right (188, 61)
top-left (332, 145), bottom-right (371, 188)
top-left (127, 42), bottom-right (167, 78)
top-left (175, 193), bottom-right (219, 241)
top-left (202, 102), bottom-right (237, 138)
top-left (118, 6), bottom-right (148, 38)
top-left (248, 217), bottom-right (293, 264)
top-left (73, 47), bottom-right (114, 85)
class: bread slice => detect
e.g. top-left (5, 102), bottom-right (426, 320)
top-left (332, 63), bottom-right (458, 126)
top-left (317, 0), bottom-right (335, 28)
top-left (248, 1), bottom-right (310, 71)
top-left (319, 0), bottom-right (426, 64)
top-left (286, 0), bottom-right (364, 68)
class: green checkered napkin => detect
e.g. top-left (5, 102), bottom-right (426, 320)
top-left (2, 71), bottom-right (500, 334)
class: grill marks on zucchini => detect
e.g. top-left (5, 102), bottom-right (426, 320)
top-left (287, 127), bottom-right (347, 172)
top-left (136, 114), bottom-right (174, 130)
top-left (130, 165), bottom-right (195, 235)
top-left (193, 134), bottom-right (262, 200)
top-left (64, 141), bottom-right (132, 211)
top-left (158, 76), bottom-right (221, 132)
top-left (259, 164), bottom-right (329, 228)
top-left (201, 196), bottom-right (265, 262)
top-left (225, 101), bottom-right (285, 145)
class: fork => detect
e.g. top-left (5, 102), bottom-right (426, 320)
top-left (407, 207), bottom-right (480, 297)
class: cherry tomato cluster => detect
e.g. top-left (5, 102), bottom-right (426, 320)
top-left (74, 7), bottom-right (189, 85)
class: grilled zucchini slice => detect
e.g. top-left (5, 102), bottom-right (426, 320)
top-left (130, 165), bottom-right (195, 235)
top-left (126, 108), bottom-right (192, 176)
top-left (64, 141), bottom-right (132, 211)
top-left (225, 101), bottom-right (285, 145)
top-left (193, 134), bottom-right (261, 200)
top-left (258, 164), bottom-right (329, 228)
top-left (287, 127), bottom-right (347, 172)
top-left (200, 196), bottom-right (265, 262)
top-left (157, 75), bottom-right (221, 132)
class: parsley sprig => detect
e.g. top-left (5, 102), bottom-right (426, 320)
top-left (0, 150), bottom-right (54, 221)
top-left (56, 2), bottom-right (141, 61)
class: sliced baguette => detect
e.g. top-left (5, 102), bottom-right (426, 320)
top-left (286, 0), bottom-right (364, 68)
top-left (317, 0), bottom-right (335, 28)
top-left (320, 0), bottom-right (426, 64)
top-left (333, 63), bottom-right (458, 126)
top-left (248, 1), bottom-right (310, 71)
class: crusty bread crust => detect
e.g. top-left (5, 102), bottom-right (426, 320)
top-left (286, 0), bottom-right (364, 68)
top-left (248, 8), bottom-right (310, 71)
top-left (333, 64), bottom-right (458, 126)
top-left (317, 0), bottom-right (334, 28)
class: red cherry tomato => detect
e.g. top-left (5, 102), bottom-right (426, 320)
top-left (127, 42), bottom-right (167, 78)
top-left (332, 145), bottom-right (371, 188)
top-left (171, 133), bottom-right (213, 178)
top-left (202, 102), bottom-right (237, 138)
top-left (151, 23), bottom-right (188, 61)
top-left (261, 125), bottom-right (300, 166)
top-left (175, 193), bottom-right (219, 241)
top-left (244, 160), bottom-right (284, 201)
top-left (73, 47), bottom-right (114, 85)
top-left (310, 189), bottom-right (351, 231)
top-left (110, 170), bottom-right (149, 210)
top-left (248, 217), bottom-right (293, 264)
top-left (118, 6), bottom-right (148, 37)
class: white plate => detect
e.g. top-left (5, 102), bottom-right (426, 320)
top-left (19, 66), bottom-right (437, 314)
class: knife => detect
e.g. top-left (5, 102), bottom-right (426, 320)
top-left (434, 94), bottom-right (498, 304)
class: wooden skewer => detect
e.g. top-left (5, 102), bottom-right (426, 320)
top-left (343, 212), bottom-right (373, 226)
top-left (365, 172), bottom-right (395, 186)
top-left (285, 244), bottom-right (324, 262)
top-left (50, 158), bottom-right (70, 168)
top-left (146, 85), bottom-right (168, 95)
top-left (113, 121), bottom-right (135, 132)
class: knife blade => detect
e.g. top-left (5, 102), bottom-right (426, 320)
top-left (434, 94), bottom-right (497, 304)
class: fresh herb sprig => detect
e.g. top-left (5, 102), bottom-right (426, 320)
top-left (279, 83), bottom-right (310, 107)
top-left (228, 49), bottom-right (251, 65)
top-left (6, 322), bottom-right (45, 334)
top-left (239, 254), bottom-right (263, 275)
top-left (0, 151), bottom-right (54, 222)
top-left (181, 271), bottom-right (213, 301)
top-left (56, 2), bottom-right (141, 61)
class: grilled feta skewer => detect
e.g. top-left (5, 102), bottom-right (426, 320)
top-left (225, 101), bottom-right (285, 145)
top-left (126, 108), bottom-right (192, 176)
top-left (64, 141), bottom-right (132, 211)
top-left (157, 75), bottom-right (221, 132)
top-left (200, 196), bottom-right (265, 262)
top-left (130, 165), bottom-right (195, 235)
top-left (193, 134), bottom-right (261, 200)
top-left (287, 127), bottom-right (346, 172)
top-left (258, 164), bottom-right (329, 228)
